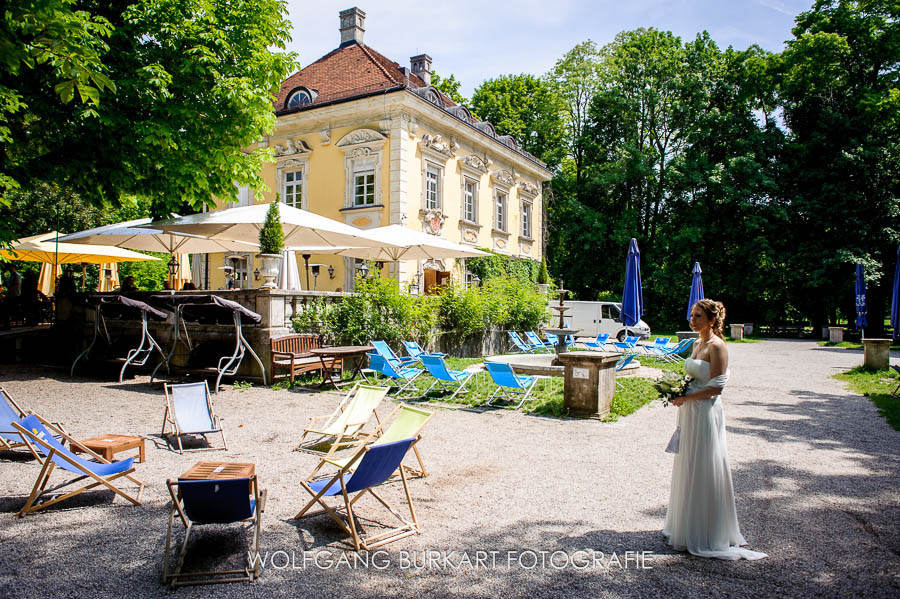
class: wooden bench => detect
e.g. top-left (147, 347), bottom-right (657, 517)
top-left (270, 334), bottom-right (342, 383)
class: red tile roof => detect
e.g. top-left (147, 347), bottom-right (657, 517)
top-left (274, 42), bottom-right (451, 114)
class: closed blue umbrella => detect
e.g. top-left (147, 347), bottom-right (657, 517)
top-left (622, 238), bottom-right (643, 332)
top-left (855, 263), bottom-right (867, 330)
top-left (891, 246), bottom-right (900, 340)
top-left (687, 262), bottom-right (704, 321)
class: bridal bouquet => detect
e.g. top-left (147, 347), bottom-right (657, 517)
top-left (654, 371), bottom-right (691, 407)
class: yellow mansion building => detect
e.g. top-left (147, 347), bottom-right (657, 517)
top-left (201, 7), bottom-right (550, 293)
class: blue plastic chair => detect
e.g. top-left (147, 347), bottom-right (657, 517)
top-left (164, 476), bottom-right (265, 587)
top-left (371, 340), bottom-right (417, 367)
top-left (295, 438), bottom-right (421, 550)
top-left (11, 413), bottom-right (144, 517)
top-left (653, 338), bottom-right (695, 362)
top-left (525, 331), bottom-right (554, 352)
top-left (613, 335), bottom-right (640, 354)
top-left (402, 340), bottom-right (446, 361)
top-left (420, 355), bottom-right (473, 400)
top-left (544, 333), bottom-right (573, 350)
top-left (614, 353), bottom-right (637, 390)
top-left (583, 333), bottom-right (610, 350)
top-left (484, 362), bottom-right (539, 409)
top-left (507, 331), bottom-right (542, 353)
top-left (369, 353), bottom-right (423, 397)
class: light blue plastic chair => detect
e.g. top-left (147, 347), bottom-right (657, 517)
top-left (372, 340), bottom-right (418, 367)
top-left (11, 413), bottom-right (144, 516)
top-left (402, 340), bottom-right (446, 362)
top-left (544, 333), bottom-right (573, 350)
top-left (653, 338), bottom-right (695, 362)
top-left (583, 333), bottom-right (610, 350)
top-left (369, 354), bottom-right (423, 397)
top-left (508, 331), bottom-right (542, 353)
top-left (162, 381), bottom-right (227, 454)
top-left (295, 437), bottom-right (421, 550)
top-left (525, 331), bottom-right (554, 352)
top-left (613, 335), bottom-right (640, 354)
top-left (164, 476), bottom-right (265, 587)
top-left (420, 355), bottom-right (473, 400)
top-left (615, 353), bottom-right (637, 389)
top-left (484, 362), bottom-right (539, 409)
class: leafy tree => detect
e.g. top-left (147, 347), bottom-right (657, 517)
top-left (1, 0), bottom-right (297, 245)
top-left (430, 70), bottom-right (468, 105)
top-left (471, 74), bottom-right (566, 169)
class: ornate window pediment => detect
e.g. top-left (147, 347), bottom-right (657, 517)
top-left (336, 128), bottom-right (388, 147)
top-left (518, 180), bottom-right (539, 198)
top-left (461, 154), bottom-right (489, 174)
top-left (419, 134), bottom-right (457, 158)
top-left (491, 169), bottom-right (515, 187)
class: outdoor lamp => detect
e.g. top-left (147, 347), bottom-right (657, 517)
top-left (253, 267), bottom-right (260, 281)
top-left (472, 274), bottom-right (481, 287)
top-left (311, 265), bottom-right (320, 290)
top-left (375, 261), bottom-right (384, 270)
top-left (358, 262), bottom-right (370, 279)
top-left (167, 255), bottom-right (179, 277)
top-left (327, 264), bottom-right (335, 279)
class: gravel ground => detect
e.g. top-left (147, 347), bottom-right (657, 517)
top-left (0, 340), bottom-right (898, 598)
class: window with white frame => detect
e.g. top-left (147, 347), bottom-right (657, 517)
top-left (521, 201), bottom-right (532, 238)
top-left (353, 168), bottom-right (375, 206)
top-left (463, 179), bottom-right (477, 222)
top-left (495, 190), bottom-right (507, 232)
top-left (425, 164), bottom-right (441, 210)
top-left (282, 170), bottom-right (302, 208)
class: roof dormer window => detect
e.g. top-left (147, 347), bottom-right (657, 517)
top-left (286, 88), bottom-right (314, 109)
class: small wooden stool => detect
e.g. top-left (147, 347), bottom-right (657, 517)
top-left (73, 434), bottom-right (146, 463)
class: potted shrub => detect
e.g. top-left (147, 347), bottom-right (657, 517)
top-left (257, 200), bottom-right (284, 289)
top-left (536, 258), bottom-right (551, 294)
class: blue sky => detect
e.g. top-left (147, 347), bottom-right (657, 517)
top-left (284, 0), bottom-right (812, 97)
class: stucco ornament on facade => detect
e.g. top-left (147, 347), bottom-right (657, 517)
top-left (462, 154), bottom-right (489, 173)
top-left (420, 134), bottom-right (457, 157)
top-left (421, 209), bottom-right (447, 235)
top-left (320, 128), bottom-right (331, 145)
top-left (518, 180), bottom-right (539, 197)
top-left (274, 138), bottom-right (312, 156)
top-left (337, 128), bottom-right (387, 146)
top-left (491, 169), bottom-right (515, 187)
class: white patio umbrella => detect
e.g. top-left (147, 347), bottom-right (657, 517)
top-left (142, 204), bottom-right (384, 249)
top-left (277, 249), bottom-right (302, 290)
top-left (58, 218), bottom-right (259, 254)
top-left (326, 225), bottom-right (490, 261)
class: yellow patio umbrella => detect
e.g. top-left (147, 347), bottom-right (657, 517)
top-left (37, 263), bottom-right (62, 296)
top-left (0, 232), bottom-right (158, 265)
top-left (97, 263), bottom-right (120, 292)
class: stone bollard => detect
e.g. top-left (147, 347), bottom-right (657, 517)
top-left (862, 338), bottom-right (892, 370)
top-left (556, 352), bottom-right (620, 418)
top-left (829, 327), bottom-right (844, 343)
top-left (821, 326), bottom-right (829, 339)
top-left (729, 324), bottom-right (744, 340)
top-left (676, 330), bottom-right (699, 342)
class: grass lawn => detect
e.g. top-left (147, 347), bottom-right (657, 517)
top-left (833, 366), bottom-right (900, 431)
top-left (269, 354), bottom-right (676, 421)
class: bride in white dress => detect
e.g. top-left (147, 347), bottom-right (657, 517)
top-left (663, 299), bottom-right (767, 560)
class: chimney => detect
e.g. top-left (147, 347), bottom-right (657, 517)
top-left (339, 7), bottom-right (366, 46)
top-left (410, 54), bottom-right (432, 86)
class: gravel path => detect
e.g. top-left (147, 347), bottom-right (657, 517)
top-left (0, 340), bottom-right (897, 598)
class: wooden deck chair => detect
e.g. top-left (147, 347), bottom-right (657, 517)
top-left (163, 476), bottom-right (265, 588)
top-left (484, 362), bottom-right (540, 409)
top-left (0, 386), bottom-right (68, 462)
top-left (162, 381), bottom-right (227, 454)
top-left (11, 414), bottom-right (144, 517)
top-left (295, 438), bottom-right (421, 551)
top-left (310, 403), bottom-right (434, 479)
top-left (295, 383), bottom-right (387, 453)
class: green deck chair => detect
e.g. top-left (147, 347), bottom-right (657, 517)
top-left (309, 403), bottom-right (434, 479)
top-left (295, 383), bottom-right (388, 453)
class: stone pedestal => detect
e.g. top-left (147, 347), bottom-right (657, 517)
top-left (556, 352), bottom-right (619, 418)
top-left (729, 324), bottom-right (744, 340)
top-left (829, 327), bottom-right (844, 343)
top-left (862, 338), bottom-right (892, 370)
top-left (676, 330), bottom-right (699, 342)
top-left (744, 323), bottom-right (754, 336)
top-left (821, 326), bottom-right (829, 339)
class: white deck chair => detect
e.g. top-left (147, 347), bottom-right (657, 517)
top-left (162, 381), bottom-right (227, 454)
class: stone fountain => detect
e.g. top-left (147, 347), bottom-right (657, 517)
top-left (542, 283), bottom-right (580, 363)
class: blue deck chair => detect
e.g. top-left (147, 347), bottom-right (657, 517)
top-left (295, 437), bottom-right (421, 551)
top-left (420, 354), bottom-right (473, 400)
top-left (402, 340), bottom-right (446, 362)
top-left (525, 331), bottom-right (554, 352)
top-left (891, 365), bottom-right (900, 397)
top-left (614, 353), bottom-right (637, 390)
top-left (655, 338), bottom-right (695, 362)
top-left (164, 476), bottom-right (266, 587)
top-left (545, 333), bottom-right (574, 349)
top-left (484, 362), bottom-right (539, 409)
top-left (583, 333), bottom-right (611, 350)
top-left (507, 331), bottom-right (541, 353)
top-left (11, 413), bottom-right (144, 517)
top-left (162, 381), bottom-right (227, 454)
top-left (369, 354), bottom-right (423, 397)
top-left (0, 386), bottom-right (68, 462)
top-left (371, 340), bottom-right (417, 368)
top-left (613, 335), bottom-right (640, 354)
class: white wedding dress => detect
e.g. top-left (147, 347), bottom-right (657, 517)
top-left (662, 358), bottom-right (767, 560)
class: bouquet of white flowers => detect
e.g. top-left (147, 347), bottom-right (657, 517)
top-left (654, 371), bottom-right (691, 407)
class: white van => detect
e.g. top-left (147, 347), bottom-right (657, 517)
top-left (558, 301), bottom-right (651, 341)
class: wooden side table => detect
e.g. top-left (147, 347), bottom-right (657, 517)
top-left (310, 345), bottom-right (374, 389)
top-left (179, 461), bottom-right (256, 493)
top-left (72, 434), bottom-right (146, 463)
